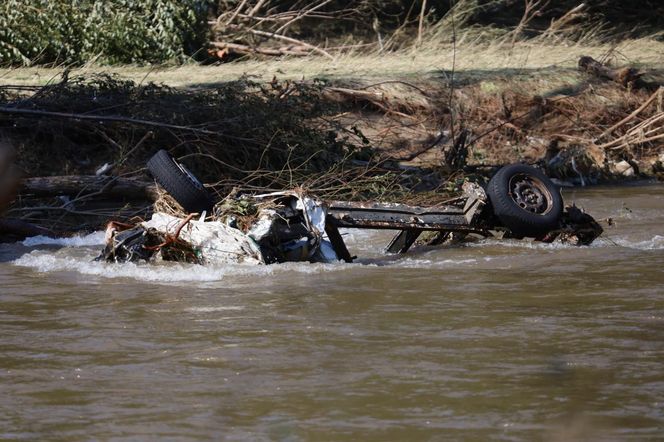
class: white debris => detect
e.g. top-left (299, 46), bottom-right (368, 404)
top-left (141, 192), bottom-right (338, 265)
top-left (142, 212), bottom-right (265, 265)
top-left (612, 160), bottom-right (635, 177)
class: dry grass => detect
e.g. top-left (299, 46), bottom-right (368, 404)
top-left (1, 39), bottom-right (662, 89)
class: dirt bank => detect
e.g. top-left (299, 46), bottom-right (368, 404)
top-left (0, 52), bottom-right (662, 234)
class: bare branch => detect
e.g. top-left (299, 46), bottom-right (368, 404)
top-left (224, 0), bottom-right (250, 25)
top-left (247, 0), bottom-right (270, 18)
top-left (244, 27), bottom-right (335, 60)
top-left (274, 0), bottom-right (334, 35)
top-left (417, 0), bottom-right (428, 47)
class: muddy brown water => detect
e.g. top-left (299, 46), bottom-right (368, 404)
top-left (1, 184), bottom-right (663, 441)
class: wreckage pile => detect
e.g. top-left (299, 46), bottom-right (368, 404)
top-left (99, 189), bottom-right (339, 265)
top-left (98, 149), bottom-right (343, 265)
top-left (94, 150), bottom-right (603, 267)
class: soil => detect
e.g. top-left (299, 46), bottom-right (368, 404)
top-left (0, 54), bottom-right (663, 236)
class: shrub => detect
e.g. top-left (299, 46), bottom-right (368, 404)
top-left (0, 0), bottom-right (210, 66)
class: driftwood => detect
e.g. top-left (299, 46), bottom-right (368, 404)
top-left (578, 56), bottom-right (655, 90)
top-left (20, 175), bottom-right (158, 201)
top-left (597, 87), bottom-right (663, 141)
top-left (0, 218), bottom-right (54, 240)
top-left (223, 26), bottom-right (334, 59)
top-left (210, 41), bottom-right (313, 57)
top-left (322, 86), bottom-right (434, 115)
top-left (0, 142), bottom-right (20, 213)
top-left (208, 1), bottom-right (352, 60)
top-left (7, 176), bottom-right (157, 233)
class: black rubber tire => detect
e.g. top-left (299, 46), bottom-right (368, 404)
top-left (487, 163), bottom-right (563, 237)
top-left (146, 150), bottom-right (213, 214)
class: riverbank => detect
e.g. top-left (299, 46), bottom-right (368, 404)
top-left (1, 41), bottom-right (663, 233)
top-left (3, 39), bottom-right (663, 86)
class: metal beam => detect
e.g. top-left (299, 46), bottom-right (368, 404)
top-left (385, 229), bottom-right (422, 254)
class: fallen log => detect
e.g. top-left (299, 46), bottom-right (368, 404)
top-left (0, 142), bottom-right (20, 214)
top-left (0, 218), bottom-right (54, 240)
top-left (210, 41), bottom-right (311, 57)
top-left (322, 86), bottom-right (434, 115)
top-left (20, 175), bottom-right (159, 201)
top-left (578, 56), bottom-right (657, 90)
top-left (221, 26), bottom-right (335, 60)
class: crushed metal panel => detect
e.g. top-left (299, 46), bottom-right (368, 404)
top-left (461, 182), bottom-right (487, 224)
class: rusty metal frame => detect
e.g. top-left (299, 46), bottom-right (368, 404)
top-left (324, 183), bottom-right (490, 259)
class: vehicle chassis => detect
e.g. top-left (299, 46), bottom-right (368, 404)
top-left (133, 152), bottom-right (603, 265)
top-left (323, 182), bottom-right (494, 262)
top-left (322, 181), bottom-right (602, 262)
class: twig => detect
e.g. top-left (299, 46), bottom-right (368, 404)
top-left (224, 0), bottom-right (249, 25)
top-left (118, 131), bottom-right (154, 167)
top-left (538, 3), bottom-right (586, 41)
top-left (274, 0), bottom-right (334, 34)
top-left (144, 213), bottom-right (196, 251)
top-left (508, 0), bottom-right (550, 46)
top-left (243, 28), bottom-right (334, 60)
top-left (607, 133), bottom-right (664, 150)
top-left (417, 0), bottom-right (427, 47)
top-left (0, 106), bottom-right (251, 140)
top-left (247, 0), bottom-right (269, 18)
top-left (596, 87), bottom-right (662, 140)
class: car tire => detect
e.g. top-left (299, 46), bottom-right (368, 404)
top-left (146, 150), bottom-right (213, 214)
top-left (487, 163), bottom-right (563, 237)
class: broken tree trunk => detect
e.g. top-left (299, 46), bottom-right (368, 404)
top-left (0, 140), bottom-right (20, 214)
top-left (20, 175), bottom-right (159, 201)
top-left (578, 56), bottom-right (656, 90)
top-left (0, 218), bottom-right (54, 240)
top-left (322, 86), bottom-right (434, 115)
top-left (210, 41), bottom-right (311, 57)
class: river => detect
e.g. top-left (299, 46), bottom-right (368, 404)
top-left (1, 184), bottom-right (663, 440)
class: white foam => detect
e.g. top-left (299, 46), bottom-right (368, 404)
top-left (465, 238), bottom-right (575, 250)
top-left (467, 234), bottom-right (664, 252)
top-left (392, 258), bottom-right (477, 268)
top-left (614, 235), bottom-right (664, 250)
top-left (184, 306), bottom-right (245, 312)
top-left (13, 228), bottom-right (663, 284)
top-left (11, 250), bottom-right (353, 283)
top-left (21, 231), bottom-right (105, 247)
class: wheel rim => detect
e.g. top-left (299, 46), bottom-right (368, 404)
top-left (508, 173), bottom-right (553, 215)
top-left (175, 160), bottom-right (206, 191)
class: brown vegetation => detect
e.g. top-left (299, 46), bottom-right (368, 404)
top-left (0, 51), bottom-right (662, 235)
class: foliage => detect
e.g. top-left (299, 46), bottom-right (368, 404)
top-left (0, 0), bottom-right (210, 66)
top-left (1, 0), bottom-right (662, 66)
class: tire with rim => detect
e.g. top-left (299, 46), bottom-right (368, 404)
top-left (487, 163), bottom-right (563, 237)
top-left (146, 150), bottom-right (213, 214)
